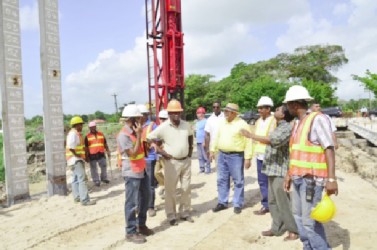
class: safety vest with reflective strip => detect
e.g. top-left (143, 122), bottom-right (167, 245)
top-left (66, 129), bottom-right (86, 160)
top-left (253, 116), bottom-right (276, 155)
top-left (117, 127), bottom-right (146, 173)
top-left (289, 112), bottom-right (328, 178)
top-left (141, 122), bottom-right (154, 142)
top-left (86, 131), bottom-right (105, 155)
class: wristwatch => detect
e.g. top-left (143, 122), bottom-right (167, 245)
top-left (327, 177), bottom-right (337, 183)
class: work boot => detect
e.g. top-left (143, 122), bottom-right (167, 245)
top-left (125, 233), bottom-right (146, 244)
top-left (137, 225), bottom-right (154, 236)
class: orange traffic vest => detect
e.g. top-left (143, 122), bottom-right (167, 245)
top-left (66, 129), bottom-right (86, 160)
top-left (117, 127), bottom-right (146, 173)
top-left (289, 112), bottom-right (328, 178)
top-left (86, 131), bottom-right (105, 155)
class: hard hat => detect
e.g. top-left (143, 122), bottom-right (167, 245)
top-left (166, 99), bottom-right (183, 112)
top-left (158, 109), bottom-right (168, 119)
top-left (88, 121), bottom-right (96, 127)
top-left (310, 194), bottom-right (336, 223)
top-left (122, 104), bottom-right (142, 118)
top-left (283, 85), bottom-right (313, 103)
top-left (257, 96), bottom-right (274, 107)
top-left (196, 107), bottom-right (206, 114)
top-left (137, 104), bottom-right (149, 114)
top-left (70, 116), bottom-right (84, 126)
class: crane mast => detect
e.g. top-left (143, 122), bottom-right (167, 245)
top-left (145, 0), bottom-right (184, 120)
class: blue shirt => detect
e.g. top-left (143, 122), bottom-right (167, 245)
top-left (195, 119), bottom-right (207, 144)
top-left (144, 119), bottom-right (158, 160)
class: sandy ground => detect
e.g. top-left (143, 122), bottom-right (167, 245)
top-left (1, 156), bottom-right (376, 250)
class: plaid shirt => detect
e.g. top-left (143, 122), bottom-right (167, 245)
top-left (262, 120), bottom-right (292, 177)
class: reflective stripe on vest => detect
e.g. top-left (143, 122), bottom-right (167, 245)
top-left (289, 112), bottom-right (328, 177)
top-left (254, 116), bottom-right (276, 154)
top-left (66, 129), bottom-right (86, 160)
top-left (86, 132), bottom-right (105, 155)
top-left (117, 127), bottom-right (145, 173)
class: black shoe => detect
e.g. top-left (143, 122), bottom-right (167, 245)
top-left (137, 225), bottom-right (154, 236)
top-left (212, 203), bottom-right (227, 213)
top-left (253, 207), bottom-right (269, 215)
top-left (102, 179), bottom-right (110, 184)
top-left (169, 219), bottom-right (178, 226)
top-left (234, 207), bottom-right (242, 214)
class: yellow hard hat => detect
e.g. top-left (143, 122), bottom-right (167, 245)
top-left (310, 194), bottom-right (336, 223)
top-left (70, 116), bottom-right (84, 126)
top-left (166, 99), bottom-right (183, 112)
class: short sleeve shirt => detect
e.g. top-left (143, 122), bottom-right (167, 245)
top-left (204, 112), bottom-right (225, 148)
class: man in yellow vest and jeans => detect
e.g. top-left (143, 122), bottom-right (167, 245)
top-left (283, 85), bottom-right (338, 250)
top-left (253, 96), bottom-right (276, 215)
top-left (66, 116), bottom-right (95, 206)
top-left (117, 105), bottom-right (154, 244)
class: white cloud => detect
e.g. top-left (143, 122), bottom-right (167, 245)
top-left (19, 0), bottom-right (39, 31)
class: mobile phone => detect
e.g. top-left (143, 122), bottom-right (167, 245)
top-left (306, 178), bottom-right (315, 202)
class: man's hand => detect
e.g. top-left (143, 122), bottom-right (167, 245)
top-left (325, 181), bottom-right (338, 196)
top-left (133, 122), bottom-right (143, 135)
top-left (240, 129), bottom-right (252, 138)
top-left (161, 151), bottom-right (172, 160)
top-left (283, 174), bottom-right (291, 192)
top-left (209, 152), bottom-right (215, 162)
top-left (244, 159), bottom-right (251, 169)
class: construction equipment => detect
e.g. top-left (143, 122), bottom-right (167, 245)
top-left (145, 0), bottom-right (185, 120)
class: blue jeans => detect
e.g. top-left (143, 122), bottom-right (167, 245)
top-left (257, 159), bottom-right (269, 209)
top-left (197, 143), bottom-right (211, 173)
top-left (146, 160), bottom-right (157, 209)
top-left (291, 177), bottom-right (330, 250)
top-left (217, 151), bottom-right (244, 208)
top-left (71, 160), bottom-right (90, 203)
top-left (124, 174), bottom-right (149, 235)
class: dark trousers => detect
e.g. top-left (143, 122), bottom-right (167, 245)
top-left (146, 160), bottom-right (157, 209)
top-left (257, 159), bottom-right (269, 209)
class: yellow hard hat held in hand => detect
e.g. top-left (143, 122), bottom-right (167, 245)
top-left (310, 193), bottom-right (336, 223)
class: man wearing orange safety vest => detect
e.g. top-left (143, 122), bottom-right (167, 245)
top-left (85, 121), bottom-right (111, 187)
top-left (66, 116), bottom-right (95, 206)
top-left (138, 104), bottom-right (158, 217)
top-left (283, 85), bottom-right (338, 249)
top-left (253, 96), bottom-right (276, 216)
top-left (116, 105), bottom-right (153, 244)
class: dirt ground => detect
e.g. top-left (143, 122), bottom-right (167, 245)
top-left (1, 148), bottom-right (377, 250)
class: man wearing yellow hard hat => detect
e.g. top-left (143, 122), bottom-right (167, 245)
top-left (283, 85), bottom-right (338, 249)
top-left (66, 116), bottom-right (95, 206)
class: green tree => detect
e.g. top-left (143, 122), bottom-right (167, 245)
top-left (353, 70), bottom-right (377, 97)
top-left (302, 79), bottom-right (337, 107)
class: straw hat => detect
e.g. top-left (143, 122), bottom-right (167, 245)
top-left (223, 103), bottom-right (239, 113)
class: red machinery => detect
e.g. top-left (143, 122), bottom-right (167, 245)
top-left (145, 0), bottom-right (184, 120)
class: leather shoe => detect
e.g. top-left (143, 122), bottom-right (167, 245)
top-left (180, 216), bottom-right (194, 223)
top-left (253, 207), bottom-right (269, 215)
top-left (169, 219), bottom-right (178, 226)
top-left (137, 225), bottom-right (154, 236)
top-left (212, 203), bottom-right (227, 213)
top-left (261, 230), bottom-right (274, 237)
top-left (284, 232), bottom-right (299, 241)
top-left (234, 207), bottom-right (242, 214)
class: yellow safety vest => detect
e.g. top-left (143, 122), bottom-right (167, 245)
top-left (253, 115), bottom-right (276, 155)
top-left (66, 129), bottom-right (86, 160)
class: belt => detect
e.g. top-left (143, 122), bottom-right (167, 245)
top-left (172, 156), bottom-right (188, 161)
top-left (220, 150), bottom-right (244, 155)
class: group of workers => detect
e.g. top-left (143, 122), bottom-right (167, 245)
top-left (65, 84), bottom-right (338, 249)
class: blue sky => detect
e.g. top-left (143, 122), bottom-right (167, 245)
top-left (13, 0), bottom-right (377, 117)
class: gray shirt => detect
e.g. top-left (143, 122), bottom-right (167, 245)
top-left (117, 124), bottom-right (144, 178)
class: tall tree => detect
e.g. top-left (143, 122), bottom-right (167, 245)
top-left (353, 70), bottom-right (377, 97)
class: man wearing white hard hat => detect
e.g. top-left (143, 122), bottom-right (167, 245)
top-left (117, 105), bottom-right (154, 244)
top-left (253, 96), bottom-right (276, 216)
top-left (283, 85), bottom-right (338, 249)
top-left (84, 121), bottom-right (111, 187)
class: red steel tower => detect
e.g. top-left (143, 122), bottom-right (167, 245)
top-left (145, 0), bottom-right (184, 120)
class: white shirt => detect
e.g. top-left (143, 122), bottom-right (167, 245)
top-left (66, 129), bottom-right (84, 166)
top-left (204, 112), bottom-right (225, 149)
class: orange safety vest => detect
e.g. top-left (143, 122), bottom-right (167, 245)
top-left (66, 129), bottom-right (86, 160)
top-left (141, 122), bottom-right (154, 142)
top-left (117, 127), bottom-right (146, 173)
top-left (289, 112), bottom-right (328, 178)
top-left (86, 131), bottom-right (105, 155)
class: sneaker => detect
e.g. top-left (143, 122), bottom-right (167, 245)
top-left (126, 233), bottom-right (146, 244)
top-left (234, 207), bottom-right (242, 214)
top-left (81, 200), bottom-right (96, 206)
top-left (212, 203), bottom-right (227, 213)
top-left (137, 225), bottom-right (154, 236)
top-left (148, 208), bottom-right (156, 217)
top-left (102, 179), bottom-right (110, 184)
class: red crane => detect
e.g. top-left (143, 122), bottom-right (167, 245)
top-left (145, 0), bottom-right (185, 121)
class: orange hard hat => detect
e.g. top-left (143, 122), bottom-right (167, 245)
top-left (166, 99), bottom-right (183, 112)
top-left (196, 107), bottom-right (206, 114)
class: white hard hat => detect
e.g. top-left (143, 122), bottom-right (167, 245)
top-left (283, 85), bottom-right (313, 103)
top-left (158, 109), bottom-right (168, 119)
top-left (257, 96), bottom-right (274, 107)
top-left (122, 104), bottom-right (142, 118)
top-left (137, 104), bottom-right (149, 114)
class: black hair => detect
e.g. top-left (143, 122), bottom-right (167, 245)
top-left (312, 100), bottom-right (320, 105)
top-left (282, 104), bottom-right (294, 122)
top-left (213, 100), bottom-right (221, 106)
